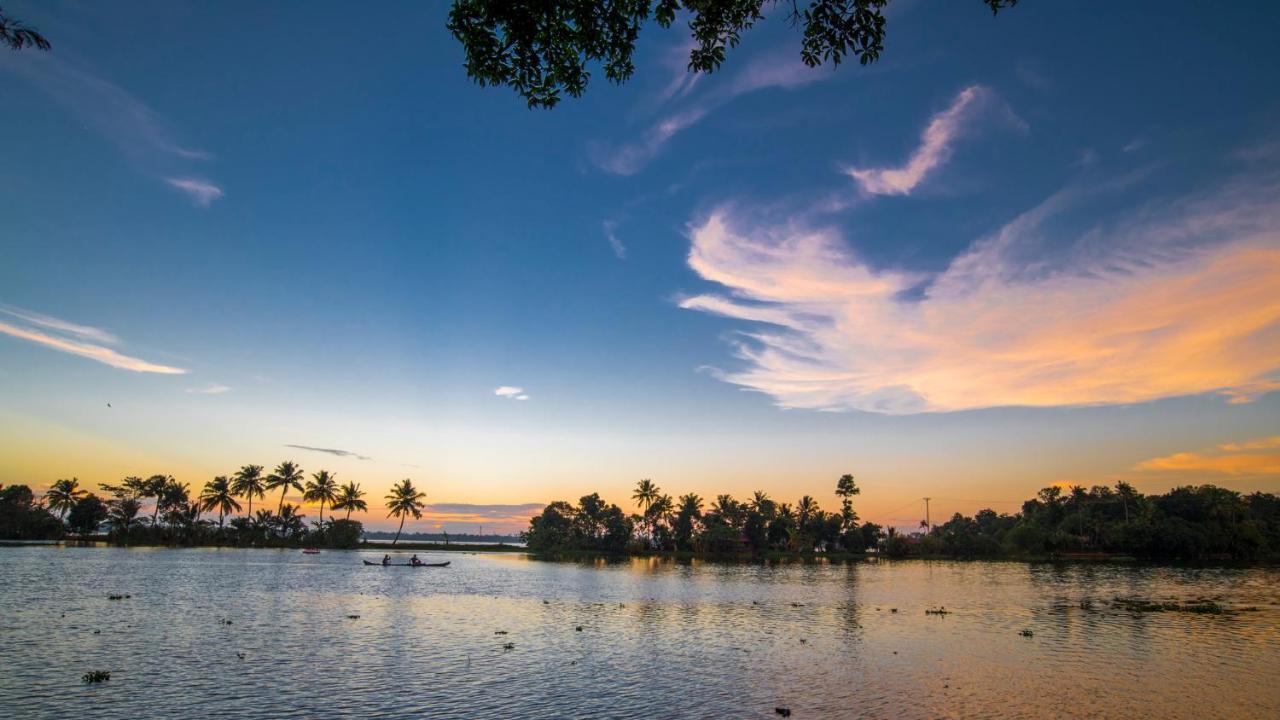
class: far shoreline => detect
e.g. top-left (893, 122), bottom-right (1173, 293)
top-left (11, 539), bottom-right (1277, 567)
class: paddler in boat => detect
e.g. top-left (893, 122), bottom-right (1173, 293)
top-left (410, 554), bottom-right (422, 566)
top-left (381, 554), bottom-right (391, 566)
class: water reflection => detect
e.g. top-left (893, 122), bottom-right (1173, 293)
top-left (0, 547), bottom-right (1277, 719)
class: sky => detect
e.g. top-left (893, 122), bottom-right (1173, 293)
top-left (1, 1), bottom-right (1278, 534)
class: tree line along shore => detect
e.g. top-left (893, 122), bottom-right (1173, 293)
top-left (3, 468), bottom-right (1279, 561)
top-left (524, 477), bottom-right (1280, 561)
top-left (0, 462), bottom-right (427, 549)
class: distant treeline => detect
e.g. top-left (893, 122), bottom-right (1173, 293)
top-left (913, 483), bottom-right (1280, 560)
top-left (523, 478), bottom-right (1280, 561)
top-left (0, 462), bottom-right (431, 548)
top-left (363, 530), bottom-right (522, 543)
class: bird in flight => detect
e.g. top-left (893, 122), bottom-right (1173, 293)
top-left (106, 402), bottom-right (112, 408)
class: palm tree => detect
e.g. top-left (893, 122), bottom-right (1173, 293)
top-left (334, 482), bottom-right (368, 520)
top-left (679, 493), bottom-right (703, 516)
top-left (303, 470), bottom-right (339, 523)
top-left (199, 476), bottom-right (241, 529)
top-left (45, 478), bottom-right (86, 521)
top-left (157, 479), bottom-right (191, 529)
top-left (385, 478), bottom-right (426, 544)
top-left (0, 7), bottom-right (50, 50)
top-left (230, 465), bottom-right (266, 517)
top-left (105, 496), bottom-right (142, 534)
top-left (751, 490), bottom-right (770, 512)
top-left (143, 475), bottom-right (173, 525)
top-left (632, 479), bottom-right (660, 540)
top-left (797, 495), bottom-right (819, 526)
top-left (632, 479), bottom-right (659, 513)
top-left (277, 503), bottom-right (306, 539)
top-left (265, 461), bottom-right (304, 515)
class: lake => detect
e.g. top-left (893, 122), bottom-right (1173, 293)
top-left (1, 546), bottom-right (1277, 719)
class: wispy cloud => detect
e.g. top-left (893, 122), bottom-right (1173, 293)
top-left (283, 444), bottom-right (372, 461)
top-left (1135, 437), bottom-right (1280, 477)
top-left (0, 305), bottom-right (117, 344)
top-left (847, 86), bottom-right (1016, 196)
top-left (494, 386), bottom-right (530, 400)
top-left (603, 220), bottom-right (627, 259)
top-left (591, 49), bottom-right (826, 176)
top-left (186, 383), bottom-right (230, 395)
top-left (166, 178), bottom-right (224, 207)
top-left (679, 168), bottom-right (1280, 414)
top-left (2, 52), bottom-right (222, 205)
top-left (0, 305), bottom-right (187, 374)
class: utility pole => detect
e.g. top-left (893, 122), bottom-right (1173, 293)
top-left (923, 497), bottom-right (931, 532)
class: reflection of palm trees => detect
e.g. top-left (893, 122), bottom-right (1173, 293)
top-left (385, 479), bottom-right (426, 544)
top-left (231, 465), bottom-right (266, 517)
top-left (45, 478), bottom-right (86, 520)
top-left (334, 482), bottom-right (368, 520)
top-left (199, 476), bottom-right (242, 529)
top-left (265, 462), bottom-right (304, 515)
top-left (303, 470), bottom-right (339, 522)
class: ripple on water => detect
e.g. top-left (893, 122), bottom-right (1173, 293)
top-left (0, 548), bottom-right (1278, 719)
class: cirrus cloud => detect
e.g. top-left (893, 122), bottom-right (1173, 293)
top-left (679, 169), bottom-right (1280, 413)
top-left (846, 85), bottom-right (1022, 196)
top-left (0, 305), bottom-right (187, 374)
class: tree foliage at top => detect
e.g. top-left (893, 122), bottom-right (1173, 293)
top-left (0, 6), bottom-right (50, 51)
top-left (449, 0), bottom-right (1018, 108)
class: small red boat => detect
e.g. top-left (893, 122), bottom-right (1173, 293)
top-left (302, 548), bottom-right (321, 554)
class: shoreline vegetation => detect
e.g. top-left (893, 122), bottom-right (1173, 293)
top-left (2, 468), bottom-right (1279, 564)
top-left (522, 476), bottom-right (1280, 563)
top-left (0, 463), bottom-right (431, 551)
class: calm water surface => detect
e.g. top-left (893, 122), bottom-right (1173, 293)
top-left (1, 546), bottom-right (1277, 719)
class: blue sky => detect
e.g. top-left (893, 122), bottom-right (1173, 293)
top-left (2, 1), bottom-right (1278, 532)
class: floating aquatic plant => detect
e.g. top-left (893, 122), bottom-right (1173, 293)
top-left (82, 670), bottom-right (111, 684)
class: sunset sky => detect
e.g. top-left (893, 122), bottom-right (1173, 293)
top-left (2, 1), bottom-right (1278, 534)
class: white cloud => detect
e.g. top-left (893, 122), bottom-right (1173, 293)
top-left (679, 172), bottom-right (1280, 414)
top-left (846, 86), bottom-right (1001, 196)
top-left (166, 177), bottom-right (224, 207)
top-left (494, 386), bottom-right (528, 400)
top-left (591, 50), bottom-right (826, 176)
top-left (186, 383), bottom-right (230, 394)
top-left (0, 306), bottom-right (187, 374)
top-left (0, 305), bottom-right (118, 344)
top-left (3, 53), bottom-right (220, 203)
top-left (603, 220), bottom-right (627, 259)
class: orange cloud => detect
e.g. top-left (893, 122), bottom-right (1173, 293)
top-left (681, 172), bottom-right (1280, 413)
top-left (1135, 437), bottom-right (1280, 476)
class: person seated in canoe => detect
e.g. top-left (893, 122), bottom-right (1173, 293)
top-left (410, 554), bottom-right (422, 566)
top-left (381, 554), bottom-right (390, 566)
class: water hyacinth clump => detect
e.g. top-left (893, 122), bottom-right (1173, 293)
top-left (82, 671), bottom-right (110, 684)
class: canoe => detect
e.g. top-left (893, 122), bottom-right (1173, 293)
top-left (302, 548), bottom-right (321, 554)
top-left (362, 560), bottom-right (451, 567)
